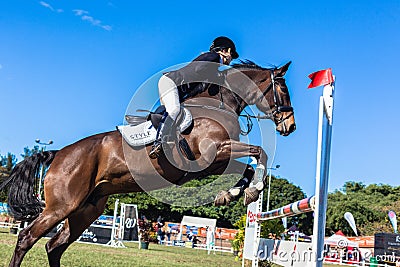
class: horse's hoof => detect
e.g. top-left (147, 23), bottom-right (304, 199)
top-left (214, 190), bottom-right (234, 206)
top-left (243, 187), bottom-right (260, 206)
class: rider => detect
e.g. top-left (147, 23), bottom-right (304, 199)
top-left (149, 36), bottom-right (239, 159)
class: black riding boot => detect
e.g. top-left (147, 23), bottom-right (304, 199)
top-left (149, 112), bottom-right (168, 159)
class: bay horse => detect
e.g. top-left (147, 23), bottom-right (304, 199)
top-left (0, 60), bottom-right (295, 267)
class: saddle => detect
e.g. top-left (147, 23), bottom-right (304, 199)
top-left (117, 106), bottom-right (195, 160)
top-left (124, 105), bottom-right (166, 129)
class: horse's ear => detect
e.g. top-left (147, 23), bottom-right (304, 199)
top-left (275, 61), bottom-right (291, 77)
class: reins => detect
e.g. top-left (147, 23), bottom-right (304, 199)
top-left (183, 67), bottom-right (294, 136)
top-left (229, 69), bottom-right (294, 135)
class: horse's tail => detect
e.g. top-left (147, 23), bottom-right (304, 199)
top-left (0, 150), bottom-right (58, 221)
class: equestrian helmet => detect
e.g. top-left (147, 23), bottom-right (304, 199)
top-left (210, 36), bottom-right (239, 59)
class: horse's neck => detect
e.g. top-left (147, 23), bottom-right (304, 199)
top-left (182, 97), bottom-right (241, 138)
top-left (183, 87), bottom-right (244, 115)
top-left (221, 86), bottom-right (246, 114)
top-left (183, 97), bottom-right (237, 116)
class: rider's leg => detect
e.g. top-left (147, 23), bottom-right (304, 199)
top-left (149, 75), bottom-right (180, 159)
top-left (159, 75), bottom-right (180, 120)
top-left (149, 112), bottom-right (168, 158)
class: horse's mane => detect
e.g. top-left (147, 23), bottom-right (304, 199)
top-left (182, 60), bottom-right (275, 102)
top-left (231, 59), bottom-right (276, 71)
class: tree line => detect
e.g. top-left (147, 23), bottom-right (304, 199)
top-left (0, 147), bottom-right (398, 236)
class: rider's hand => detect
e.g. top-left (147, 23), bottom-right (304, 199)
top-left (217, 48), bottom-right (232, 65)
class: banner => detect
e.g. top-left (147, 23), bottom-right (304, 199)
top-left (388, 210), bottom-right (398, 234)
top-left (122, 204), bottom-right (139, 241)
top-left (374, 233), bottom-right (400, 259)
top-left (344, 212), bottom-right (358, 236)
top-left (79, 225), bottom-right (112, 244)
top-left (243, 199), bottom-right (259, 260)
top-left (46, 222), bottom-right (112, 244)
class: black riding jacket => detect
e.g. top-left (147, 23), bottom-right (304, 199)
top-left (165, 51), bottom-right (224, 101)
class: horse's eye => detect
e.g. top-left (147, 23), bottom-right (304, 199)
top-left (259, 78), bottom-right (267, 83)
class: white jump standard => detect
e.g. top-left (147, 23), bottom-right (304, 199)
top-left (242, 70), bottom-right (335, 267)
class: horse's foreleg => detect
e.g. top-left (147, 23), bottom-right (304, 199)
top-left (213, 161), bottom-right (254, 206)
top-left (215, 140), bottom-right (267, 164)
top-left (214, 140), bottom-right (268, 205)
top-left (45, 196), bottom-right (108, 267)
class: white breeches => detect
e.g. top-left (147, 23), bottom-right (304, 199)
top-left (158, 75), bottom-right (180, 121)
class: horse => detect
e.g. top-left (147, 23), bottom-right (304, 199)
top-left (0, 60), bottom-right (295, 267)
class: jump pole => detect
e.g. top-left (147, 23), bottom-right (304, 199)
top-left (257, 196), bottom-right (316, 221)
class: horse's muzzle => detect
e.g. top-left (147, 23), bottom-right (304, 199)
top-left (279, 122), bottom-right (296, 136)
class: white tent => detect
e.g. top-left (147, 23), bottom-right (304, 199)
top-left (179, 216), bottom-right (217, 254)
top-left (180, 216), bottom-right (217, 229)
top-left (325, 234), bottom-right (359, 247)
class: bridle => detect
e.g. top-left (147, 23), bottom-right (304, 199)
top-left (228, 68), bottom-right (294, 135)
top-left (183, 68), bottom-right (294, 136)
top-left (262, 70), bottom-right (294, 123)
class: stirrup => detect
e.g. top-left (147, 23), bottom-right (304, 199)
top-left (149, 142), bottom-right (163, 159)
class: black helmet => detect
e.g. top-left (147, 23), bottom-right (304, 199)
top-left (210, 36), bottom-right (239, 59)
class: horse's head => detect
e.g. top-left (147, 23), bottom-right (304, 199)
top-left (228, 61), bottom-right (296, 136)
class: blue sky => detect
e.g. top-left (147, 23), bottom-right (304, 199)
top-left (1, 0), bottom-right (399, 197)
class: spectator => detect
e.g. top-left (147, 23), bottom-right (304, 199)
top-left (206, 226), bottom-right (215, 255)
top-left (192, 235), bottom-right (198, 248)
top-left (187, 229), bottom-right (194, 242)
top-left (165, 225), bottom-right (171, 242)
top-left (156, 217), bottom-right (164, 244)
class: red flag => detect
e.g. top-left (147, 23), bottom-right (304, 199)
top-left (308, 68), bottom-right (333, 88)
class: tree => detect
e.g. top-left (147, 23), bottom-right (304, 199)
top-left (0, 152), bottom-right (17, 202)
top-left (326, 194), bottom-right (381, 236)
top-left (266, 176), bottom-right (313, 235)
top-left (105, 175), bottom-right (236, 227)
top-left (364, 183), bottom-right (396, 197)
top-left (0, 166), bottom-right (9, 202)
top-left (104, 174), bottom-right (313, 231)
top-left (21, 145), bottom-right (40, 159)
top-left (326, 183), bottom-right (400, 236)
top-left (341, 181), bottom-right (365, 194)
top-left (1, 146), bottom-right (41, 202)
top-left (1, 153), bottom-right (17, 173)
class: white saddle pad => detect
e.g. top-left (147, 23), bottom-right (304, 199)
top-left (117, 107), bottom-right (192, 147)
top-left (118, 121), bottom-right (156, 147)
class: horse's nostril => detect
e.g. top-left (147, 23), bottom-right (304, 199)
top-left (290, 124), bottom-right (296, 132)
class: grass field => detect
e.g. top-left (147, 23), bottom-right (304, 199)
top-left (0, 230), bottom-right (342, 267)
top-left (0, 231), bottom-right (242, 267)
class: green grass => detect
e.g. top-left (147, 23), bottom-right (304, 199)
top-left (0, 232), bottom-right (241, 267)
top-left (0, 231), bottom-right (342, 267)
